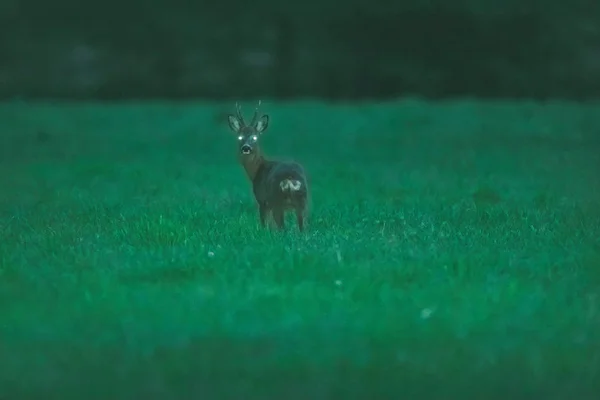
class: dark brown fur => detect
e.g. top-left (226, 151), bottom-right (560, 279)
top-left (227, 102), bottom-right (309, 231)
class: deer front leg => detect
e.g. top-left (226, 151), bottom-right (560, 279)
top-left (258, 203), bottom-right (270, 228)
top-left (272, 207), bottom-right (285, 230)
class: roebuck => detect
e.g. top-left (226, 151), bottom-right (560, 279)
top-left (227, 101), bottom-right (309, 231)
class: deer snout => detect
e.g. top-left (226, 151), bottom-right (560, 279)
top-left (241, 144), bottom-right (252, 154)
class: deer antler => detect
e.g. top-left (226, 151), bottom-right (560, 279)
top-left (235, 102), bottom-right (246, 126)
top-left (249, 100), bottom-right (262, 126)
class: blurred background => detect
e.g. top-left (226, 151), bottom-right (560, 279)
top-left (1, 0), bottom-right (599, 100)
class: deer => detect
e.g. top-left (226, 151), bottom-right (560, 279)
top-left (226, 101), bottom-right (309, 231)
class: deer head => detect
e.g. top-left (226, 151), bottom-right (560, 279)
top-left (227, 101), bottom-right (269, 156)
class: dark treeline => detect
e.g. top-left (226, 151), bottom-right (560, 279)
top-left (0, 0), bottom-right (598, 100)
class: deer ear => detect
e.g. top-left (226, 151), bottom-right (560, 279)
top-left (255, 115), bottom-right (269, 134)
top-left (227, 115), bottom-right (242, 133)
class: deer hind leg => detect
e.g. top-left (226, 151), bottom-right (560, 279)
top-left (295, 206), bottom-right (305, 232)
top-left (272, 207), bottom-right (285, 230)
top-left (292, 195), bottom-right (307, 232)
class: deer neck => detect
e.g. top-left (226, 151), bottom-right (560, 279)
top-left (239, 150), bottom-right (266, 182)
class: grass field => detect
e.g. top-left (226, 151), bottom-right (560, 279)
top-left (1, 98), bottom-right (600, 399)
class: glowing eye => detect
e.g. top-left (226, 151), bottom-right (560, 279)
top-left (252, 135), bottom-right (258, 141)
top-left (238, 135), bottom-right (243, 141)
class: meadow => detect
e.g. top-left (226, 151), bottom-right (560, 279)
top-left (0, 98), bottom-right (599, 399)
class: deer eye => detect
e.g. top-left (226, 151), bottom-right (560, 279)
top-left (238, 135), bottom-right (243, 141)
top-left (252, 135), bottom-right (258, 141)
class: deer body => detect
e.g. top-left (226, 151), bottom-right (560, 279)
top-left (228, 102), bottom-right (309, 231)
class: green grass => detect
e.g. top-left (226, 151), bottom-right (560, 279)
top-left (1, 98), bottom-right (600, 399)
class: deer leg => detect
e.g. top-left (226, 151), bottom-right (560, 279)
top-left (258, 203), bottom-right (269, 228)
top-left (272, 207), bottom-right (285, 230)
top-left (295, 207), bottom-right (305, 232)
